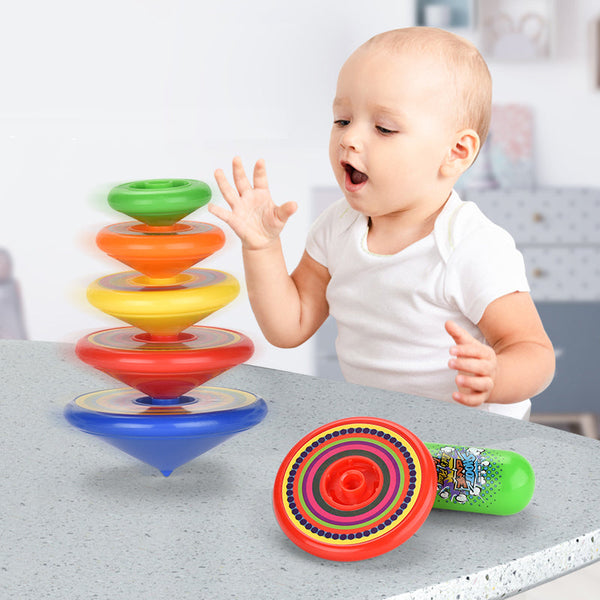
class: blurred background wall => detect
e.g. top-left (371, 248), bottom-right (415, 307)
top-left (1, 0), bottom-right (598, 376)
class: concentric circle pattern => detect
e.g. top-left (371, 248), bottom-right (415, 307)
top-left (97, 268), bottom-right (228, 292)
top-left (86, 268), bottom-right (240, 336)
top-left (74, 387), bottom-right (260, 415)
top-left (83, 326), bottom-right (247, 354)
top-left (273, 417), bottom-right (437, 561)
top-left (95, 221), bottom-right (226, 279)
top-left (66, 387), bottom-right (268, 476)
top-left (75, 326), bottom-right (255, 399)
top-left (74, 386), bottom-right (256, 416)
top-left (103, 221), bottom-right (211, 238)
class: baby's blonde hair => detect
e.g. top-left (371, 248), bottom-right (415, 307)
top-left (363, 27), bottom-right (492, 145)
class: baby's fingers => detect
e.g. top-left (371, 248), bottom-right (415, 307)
top-left (452, 389), bottom-right (488, 407)
top-left (275, 201), bottom-right (298, 224)
top-left (452, 373), bottom-right (493, 407)
top-left (214, 168), bottom-right (239, 208)
top-left (448, 356), bottom-right (493, 376)
top-left (449, 342), bottom-right (495, 360)
top-left (445, 320), bottom-right (477, 345)
top-left (232, 156), bottom-right (252, 195)
top-left (253, 158), bottom-right (269, 190)
top-left (207, 202), bottom-right (233, 225)
top-left (455, 373), bottom-right (494, 393)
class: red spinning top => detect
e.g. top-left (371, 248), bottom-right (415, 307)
top-left (76, 326), bottom-right (254, 399)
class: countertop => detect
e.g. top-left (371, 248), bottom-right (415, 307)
top-left (1, 340), bottom-right (599, 599)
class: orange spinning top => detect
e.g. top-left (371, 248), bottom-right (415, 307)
top-left (96, 221), bottom-right (225, 279)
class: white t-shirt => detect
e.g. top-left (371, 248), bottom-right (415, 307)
top-left (306, 190), bottom-right (532, 419)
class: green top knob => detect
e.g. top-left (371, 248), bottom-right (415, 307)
top-left (107, 179), bottom-right (212, 226)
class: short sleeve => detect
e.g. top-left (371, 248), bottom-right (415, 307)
top-left (444, 224), bottom-right (530, 325)
top-left (305, 208), bottom-right (330, 267)
top-left (305, 198), bottom-right (352, 268)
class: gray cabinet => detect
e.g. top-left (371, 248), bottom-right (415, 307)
top-left (534, 302), bottom-right (599, 414)
top-left (466, 188), bottom-right (600, 417)
top-left (467, 188), bottom-right (600, 301)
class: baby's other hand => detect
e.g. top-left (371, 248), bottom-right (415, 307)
top-left (210, 156), bottom-right (297, 250)
top-left (445, 320), bottom-right (498, 407)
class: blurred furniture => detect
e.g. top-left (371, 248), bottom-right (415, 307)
top-left (415, 0), bottom-right (475, 28)
top-left (465, 187), bottom-right (600, 437)
top-left (413, 1), bottom-right (557, 60)
top-left (0, 248), bottom-right (27, 339)
top-left (311, 188), bottom-right (345, 383)
top-left (478, 0), bottom-right (556, 60)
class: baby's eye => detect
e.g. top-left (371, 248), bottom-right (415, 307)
top-left (334, 119), bottom-right (350, 127)
top-left (376, 125), bottom-right (398, 135)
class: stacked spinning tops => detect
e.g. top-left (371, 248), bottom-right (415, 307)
top-left (65, 179), bottom-right (267, 476)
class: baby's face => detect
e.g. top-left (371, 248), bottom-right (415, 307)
top-left (329, 45), bottom-right (458, 218)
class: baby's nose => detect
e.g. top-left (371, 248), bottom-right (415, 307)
top-left (340, 126), bottom-right (362, 151)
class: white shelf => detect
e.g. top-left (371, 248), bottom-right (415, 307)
top-left (478, 0), bottom-right (556, 61)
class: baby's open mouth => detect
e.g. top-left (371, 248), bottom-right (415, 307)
top-left (344, 162), bottom-right (368, 185)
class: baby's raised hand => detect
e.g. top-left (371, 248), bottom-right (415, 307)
top-left (210, 157), bottom-right (297, 250)
top-left (445, 320), bottom-right (498, 407)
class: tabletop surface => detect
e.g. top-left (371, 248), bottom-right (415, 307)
top-left (1, 340), bottom-right (599, 600)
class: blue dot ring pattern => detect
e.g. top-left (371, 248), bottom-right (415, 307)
top-left (65, 387), bottom-right (268, 476)
top-left (273, 417), bottom-right (437, 561)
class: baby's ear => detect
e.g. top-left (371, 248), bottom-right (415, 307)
top-left (440, 129), bottom-right (480, 178)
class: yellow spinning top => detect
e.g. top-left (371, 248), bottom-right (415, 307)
top-left (87, 268), bottom-right (240, 337)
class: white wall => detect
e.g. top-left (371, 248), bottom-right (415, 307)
top-left (1, 0), bottom-right (598, 375)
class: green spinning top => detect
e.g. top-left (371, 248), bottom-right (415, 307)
top-left (107, 179), bottom-right (212, 226)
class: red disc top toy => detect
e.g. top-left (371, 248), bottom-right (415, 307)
top-left (273, 417), bottom-right (437, 561)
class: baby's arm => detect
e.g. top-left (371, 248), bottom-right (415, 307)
top-left (210, 157), bottom-right (330, 348)
top-left (446, 291), bottom-right (555, 406)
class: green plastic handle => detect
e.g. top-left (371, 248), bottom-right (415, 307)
top-left (425, 443), bottom-right (535, 515)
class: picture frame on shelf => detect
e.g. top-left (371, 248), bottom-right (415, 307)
top-left (478, 0), bottom-right (556, 61)
top-left (457, 104), bottom-right (535, 192)
top-left (415, 0), bottom-right (476, 30)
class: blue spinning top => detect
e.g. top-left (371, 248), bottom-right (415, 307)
top-left (65, 386), bottom-right (267, 476)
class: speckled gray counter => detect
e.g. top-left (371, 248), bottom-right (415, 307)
top-left (1, 340), bottom-right (598, 600)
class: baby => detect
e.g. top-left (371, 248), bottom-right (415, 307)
top-left (209, 27), bottom-right (555, 419)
